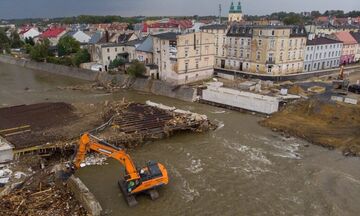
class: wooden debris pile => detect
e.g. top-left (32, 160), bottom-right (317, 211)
top-left (0, 167), bottom-right (87, 216)
top-left (98, 101), bottom-right (216, 147)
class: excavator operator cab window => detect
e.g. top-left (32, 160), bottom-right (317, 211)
top-left (147, 163), bottom-right (162, 178)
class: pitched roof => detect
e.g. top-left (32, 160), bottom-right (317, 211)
top-left (19, 28), bottom-right (31, 35)
top-left (334, 31), bottom-right (358, 45)
top-left (350, 32), bottom-right (360, 43)
top-left (307, 37), bottom-right (342, 46)
top-left (41, 27), bottom-right (66, 38)
top-left (88, 31), bottom-right (102, 44)
top-left (200, 24), bottom-right (227, 30)
top-left (136, 36), bottom-right (153, 53)
top-left (152, 32), bottom-right (180, 40)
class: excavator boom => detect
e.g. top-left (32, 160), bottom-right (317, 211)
top-left (71, 133), bottom-right (169, 206)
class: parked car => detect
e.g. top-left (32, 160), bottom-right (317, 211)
top-left (348, 84), bottom-right (360, 94)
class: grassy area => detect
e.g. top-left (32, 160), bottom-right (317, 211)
top-left (260, 99), bottom-right (360, 156)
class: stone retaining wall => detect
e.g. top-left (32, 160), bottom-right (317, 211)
top-left (0, 55), bottom-right (197, 102)
top-left (215, 65), bottom-right (360, 82)
top-left (67, 176), bottom-right (102, 216)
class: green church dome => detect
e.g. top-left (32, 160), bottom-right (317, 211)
top-left (229, 1), bottom-right (242, 13)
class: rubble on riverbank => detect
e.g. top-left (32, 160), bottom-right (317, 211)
top-left (261, 99), bottom-right (360, 156)
top-left (0, 161), bottom-right (87, 216)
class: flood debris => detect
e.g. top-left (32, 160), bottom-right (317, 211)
top-left (98, 100), bottom-right (216, 147)
top-left (0, 99), bottom-right (215, 214)
top-left (0, 165), bottom-right (87, 216)
top-left (261, 99), bottom-right (360, 156)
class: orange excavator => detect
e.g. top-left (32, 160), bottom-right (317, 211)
top-left (70, 133), bottom-right (169, 207)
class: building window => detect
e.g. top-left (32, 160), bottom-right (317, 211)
top-left (164, 62), bottom-right (166, 69)
top-left (256, 51), bottom-right (261, 60)
top-left (185, 40), bottom-right (189, 45)
top-left (281, 40), bottom-right (284, 49)
top-left (305, 64), bottom-right (307, 71)
top-left (267, 65), bottom-right (272, 73)
top-left (256, 65), bottom-right (260, 72)
top-left (196, 61), bottom-right (199, 69)
top-left (271, 30), bottom-right (275, 36)
top-left (268, 53), bottom-right (273, 62)
top-left (115, 48), bottom-right (117, 52)
top-left (185, 49), bottom-right (188, 57)
top-left (241, 39), bottom-right (244, 45)
top-left (248, 39), bottom-right (251, 46)
top-left (185, 62), bottom-right (188, 72)
top-left (270, 40), bottom-right (275, 49)
top-left (258, 40), bottom-right (262, 46)
top-left (259, 30), bottom-right (263, 36)
top-left (280, 52), bottom-right (283, 61)
top-left (289, 40), bottom-right (292, 47)
top-left (107, 48), bottom-right (110, 53)
top-left (107, 56), bottom-right (110, 60)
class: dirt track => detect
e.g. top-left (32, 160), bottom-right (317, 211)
top-left (261, 99), bottom-right (360, 156)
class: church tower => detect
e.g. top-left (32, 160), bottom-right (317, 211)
top-left (228, 1), bottom-right (243, 23)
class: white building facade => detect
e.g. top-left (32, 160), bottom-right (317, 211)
top-left (304, 37), bottom-right (343, 72)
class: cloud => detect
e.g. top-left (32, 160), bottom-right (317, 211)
top-left (0, 0), bottom-right (359, 19)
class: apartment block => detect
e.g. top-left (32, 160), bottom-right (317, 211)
top-left (152, 32), bottom-right (215, 85)
top-left (224, 25), bottom-right (307, 75)
top-left (304, 37), bottom-right (343, 72)
top-left (200, 24), bottom-right (228, 68)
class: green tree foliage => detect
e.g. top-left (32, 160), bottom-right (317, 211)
top-left (109, 58), bottom-right (126, 70)
top-left (0, 28), bottom-right (11, 53)
top-left (57, 35), bottom-right (80, 57)
top-left (283, 14), bottom-right (303, 25)
top-left (9, 31), bottom-right (24, 48)
top-left (24, 37), bottom-right (35, 46)
top-left (29, 39), bottom-right (50, 61)
top-left (127, 60), bottom-right (146, 77)
top-left (73, 49), bottom-right (91, 67)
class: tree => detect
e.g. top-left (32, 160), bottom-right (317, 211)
top-left (109, 58), bottom-right (126, 70)
top-left (10, 31), bottom-right (23, 48)
top-left (57, 35), bottom-right (80, 57)
top-left (29, 39), bottom-right (50, 61)
top-left (127, 60), bottom-right (146, 77)
top-left (283, 14), bottom-right (303, 25)
top-left (73, 49), bottom-right (90, 67)
top-left (0, 28), bottom-right (11, 53)
top-left (25, 37), bottom-right (35, 46)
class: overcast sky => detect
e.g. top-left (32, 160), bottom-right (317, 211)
top-left (1, 0), bottom-right (360, 19)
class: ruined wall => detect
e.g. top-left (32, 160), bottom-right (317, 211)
top-left (67, 176), bottom-right (103, 216)
top-left (0, 55), bottom-right (99, 81)
top-left (0, 55), bottom-right (197, 102)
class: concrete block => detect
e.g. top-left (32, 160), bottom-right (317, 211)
top-left (331, 96), bottom-right (344, 102)
top-left (344, 98), bottom-right (358, 105)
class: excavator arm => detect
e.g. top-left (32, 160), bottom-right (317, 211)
top-left (70, 133), bottom-right (169, 206)
top-left (73, 133), bottom-right (140, 181)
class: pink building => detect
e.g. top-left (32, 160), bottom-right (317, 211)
top-left (333, 32), bottom-right (358, 64)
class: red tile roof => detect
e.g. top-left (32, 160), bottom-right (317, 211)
top-left (41, 27), bottom-right (66, 38)
top-left (334, 32), bottom-right (358, 45)
top-left (19, 28), bottom-right (31, 35)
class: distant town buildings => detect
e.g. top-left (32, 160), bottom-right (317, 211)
top-left (18, 27), bottom-right (40, 40)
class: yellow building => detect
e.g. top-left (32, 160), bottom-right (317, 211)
top-left (224, 25), bottom-right (307, 75)
top-left (152, 32), bottom-right (215, 85)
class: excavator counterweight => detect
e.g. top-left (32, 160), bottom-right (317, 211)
top-left (71, 133), bottom-right (169, 207)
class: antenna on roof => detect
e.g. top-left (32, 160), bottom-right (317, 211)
top-left (218, 4), bottom-right (222, 24)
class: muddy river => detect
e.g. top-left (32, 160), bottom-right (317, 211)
top-left (1, 62), bottom-right (360, 216)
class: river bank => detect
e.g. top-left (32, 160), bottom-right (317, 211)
top-left (261, 99), bottom-right (360, 156)
top-left (0, 55), bottom-right (196, 102)
top-left (2, 62), bottom-right (360, 215)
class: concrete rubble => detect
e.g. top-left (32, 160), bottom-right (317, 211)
top-left (0, 99), bottom-right (216, 215)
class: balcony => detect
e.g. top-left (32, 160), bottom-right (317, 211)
top-left (266, 59), bottom-right (275, 65)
